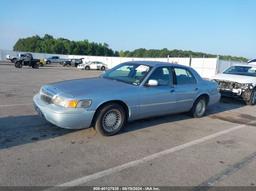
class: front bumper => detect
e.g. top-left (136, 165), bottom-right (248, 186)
top-left (220, 88), bottom-right (253, 102)
top-left (33, 94), bottom-right (95, 129)
top-left (220, 89), bottom-right (241, 97)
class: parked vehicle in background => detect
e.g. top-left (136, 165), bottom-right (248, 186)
top-left (212, 64), bottom-right (256, 105)
top-left (248, 59), bottom-right (256, 65)
top-left (14, 53), bottom-right (40, 69)
top-left (33, 61), bottom-right (220, 136)
top-left (77, 61), bottom-right (107, 70)
top-left (61, 58), bottom-right (84, 67)
top-left (39, 59), bottom-right (47, 67)
top-left (6, 53), bottom-right (27, 63)
top-left (6, 54), bottom-right (15, 63)
top-left (44, 56), bottom-right (68, 64)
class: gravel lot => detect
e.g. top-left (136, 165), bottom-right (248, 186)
top-left (1, 62), bottom-right (256, 189)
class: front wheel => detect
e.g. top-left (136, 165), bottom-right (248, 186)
top-left (245, 89), bottom-right (256, 105)
top-left (85, 66), bottom-right (90, 70)
top-left (190, 97), bottom-right (207, 118)
top-left (15, 61), bottom-right (22, 68)
top-left (101, 66), bottom-right (106, 71)
top-left (94, 104), bottom-right (126, 136)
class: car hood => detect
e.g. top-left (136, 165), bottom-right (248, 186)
top-left (213, 73), bottom-right (256, 84)
top-left (48, 77), bottom-right (133, 98)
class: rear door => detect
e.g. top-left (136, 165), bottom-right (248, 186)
top-left (172, 67), bottom-right (199, 112)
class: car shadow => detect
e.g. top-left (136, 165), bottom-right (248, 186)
top-left (0, 115), bottom-right (72, 150)
top-left (122, 97), bottom-right (246, 134)
top-left (0, 97), bottom-right (245, 149)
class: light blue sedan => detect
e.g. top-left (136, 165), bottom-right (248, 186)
top-left (33, 61), bottom-right (220, 136)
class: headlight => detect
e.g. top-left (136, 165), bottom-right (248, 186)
top-left (52, 95), bottom-right (91, 108)
top-left (240, 83), bottom-right (254, 90)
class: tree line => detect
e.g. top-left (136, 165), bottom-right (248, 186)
top-left (13, 34), bottom-right (119, 56)
top-left (119, 48), bottom-right (247, 62)
top-left (13, 34), bottom-right (247, 62)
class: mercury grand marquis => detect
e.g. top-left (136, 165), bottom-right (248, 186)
top-left (33, 61), bottom-right (220, 136)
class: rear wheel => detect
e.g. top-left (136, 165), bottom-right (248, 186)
top-left (94, 103), bottom-right (126, 136)
top-left (190, 97), bottom-right (207, 118)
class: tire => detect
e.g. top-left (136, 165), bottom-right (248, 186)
top-left (101, 66), bottom-right (106, 71)
top-left (94, 103), bottom-right (126, 136)
top-left (245, 89), bottom-right (256, 105)
top-left (85, 66), bottom-right (90, 70)
top-left (189, 97), bottom-right (207, 118)
top-left (46, 61), bottom-right (51, 64)
top-left (15, 61), bottom-right (22, 68)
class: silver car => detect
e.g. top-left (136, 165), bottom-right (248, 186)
top-left (33, 61), bottom-right (220, 136)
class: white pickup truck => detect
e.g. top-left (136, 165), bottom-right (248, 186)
top-left (6, 53), bottom-right (26, 63)
top-left (212, 64), bottom-right (256, 105)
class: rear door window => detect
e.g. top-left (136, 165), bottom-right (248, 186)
top-left (174, 68), bottom-right (196, 85)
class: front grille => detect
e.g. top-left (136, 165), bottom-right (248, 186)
top-left (216, 80), bottom-right (240, 89)
top-left (40, 88), bottom-right (54, 104)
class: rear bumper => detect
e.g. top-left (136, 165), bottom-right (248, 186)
top-left (33, 94), bottom-right (95, 129)
top-left (209, 93), bottom-right (221, 105)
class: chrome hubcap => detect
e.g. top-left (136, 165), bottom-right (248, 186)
top-left (195, 100), bottom-right (206, 116)
top-left (102, 109), bottom-right (122, 132)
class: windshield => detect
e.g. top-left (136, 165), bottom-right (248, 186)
top-left (223, 66), bottom-right (256, 77)
top-left (103, 63), bottom-right (151, 85)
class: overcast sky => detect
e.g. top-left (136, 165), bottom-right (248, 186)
top-left (0, 0), bottom-right (255, 58)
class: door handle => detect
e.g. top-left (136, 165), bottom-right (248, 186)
top-left (170, 89), bottom-right (175, 93)
top-left (195, 88), bottom-right (199, 91)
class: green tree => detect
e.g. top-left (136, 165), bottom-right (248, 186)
top-left (13, 34), bottom-right (117, 57)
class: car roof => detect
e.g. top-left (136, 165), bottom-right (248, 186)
top-left (248, 59), bottom-right (256, 63)
top-left (123, 61), bottom-right (188, 68)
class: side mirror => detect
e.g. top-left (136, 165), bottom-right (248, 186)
top-left (147, 79), bottom-right (158, 87)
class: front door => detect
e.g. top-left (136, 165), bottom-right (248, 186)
top-left (138, 67), bottom-right (177, 118)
